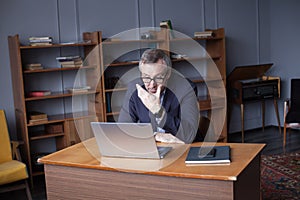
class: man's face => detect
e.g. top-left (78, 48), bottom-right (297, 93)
top-left (139, 59), bottom-right (170, 94)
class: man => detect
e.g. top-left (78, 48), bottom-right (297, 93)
top-left (118, 49), bottom-right (199, 143)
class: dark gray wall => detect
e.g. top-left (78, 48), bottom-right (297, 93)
top-left (1, 0), bottom-right (299, 139)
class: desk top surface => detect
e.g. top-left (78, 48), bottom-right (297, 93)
top-left (39, 139), bottom-right (265, 181)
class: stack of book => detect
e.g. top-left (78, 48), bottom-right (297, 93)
top-left (194, 31), bottom-right (213, 38)
top-left (56, 56), bottom-right (83, 68)
top-left (65, 86), bottom-right (91, 93)
top-left (29, 36), bottom-right (53, 46)
top-left (25, 63), bottom-right (43, 71)
top-left (28, 111), bottom-right (48, 124)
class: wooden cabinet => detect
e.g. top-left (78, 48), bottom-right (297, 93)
top-left (8, 31), bottom-right (103, 183)
top-left (100, 28), bottom-right (227, 142)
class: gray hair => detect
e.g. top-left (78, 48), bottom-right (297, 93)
top-left (139, 49), bottom-right (172, 69)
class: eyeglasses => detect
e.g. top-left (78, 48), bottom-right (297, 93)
top-left (141, 76), bottom-right (166, 84)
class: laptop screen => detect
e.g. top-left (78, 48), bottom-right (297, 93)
top-left (90, 122), bottom-right (162, 159)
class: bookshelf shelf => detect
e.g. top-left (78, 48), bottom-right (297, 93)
top-left (25, 90), bottom-right (98, 101)
top-left (105, 61), bottom-right (139, 67)
top-left (105, 87), bottom-right (127, 93)
top-left (20, 41), bottom-right (97, 49)
top-left (30, 132), bottom-right (65, 141)
top-left (26, 111), bottom-right (96, 126)
top-left (23, 65), bottom-right (97, 74)
top-left (102, 39), bottom-right (165, 45)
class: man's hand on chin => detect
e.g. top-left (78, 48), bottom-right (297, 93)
top-left (136, 84), bottom-right (162, 114)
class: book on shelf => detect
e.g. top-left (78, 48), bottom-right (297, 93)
top-left (194, 31), bottom-right (213, 38)
top-left (58, 59), bottom-right (82, 65)
top-left (28, 111), bottom-right (48, 124)
top-left (29, 36), bottom-right (52, 40)
top-left (56, 56), bottom-right (83, 68)
top-left (28, 90), bottom-right (51, 97)
top-left (56, 55), bottom-right (81, 61)
top-left (28, 111), bottom-right (48, 120)
top-left (185, 145), bottom-right (231, 165)
top-left (28, 118), bottom-right (48, 124)
top-left (65, 86), bottom-right (91, 93)
top-left (60, 60), bottom-right (83, 68)
top-left (29, 36), bottom-right (53, 46)
top-left (25, 63), bottom-right (43, 70)
top-left (30, 42), bottom-right (53, 46)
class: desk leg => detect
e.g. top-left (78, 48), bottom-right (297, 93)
top-left (241, 104), bottom-right (244, 143)
top-left (274, 99), bottom-right (281, 134)
top-left (261, 101), bottom-right (265, 132)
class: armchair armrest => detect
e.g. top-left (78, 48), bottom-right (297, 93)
top-left (11, 140), bottom-right (24, 161)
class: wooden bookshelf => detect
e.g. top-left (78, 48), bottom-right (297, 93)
top-left (8, 31), bottom-right (103, 185)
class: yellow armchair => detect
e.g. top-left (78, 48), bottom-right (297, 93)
top-left (0, 110), bottom-right (32, 200)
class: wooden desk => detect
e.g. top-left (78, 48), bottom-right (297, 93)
top-left (39, 140), bottom-right (265, 200)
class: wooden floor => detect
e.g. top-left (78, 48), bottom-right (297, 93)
top-left (1, 126), bottom-right (300, 200)
top-left (228, 126), bottom-right (300, 155)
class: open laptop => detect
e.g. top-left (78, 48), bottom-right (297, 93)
top-left (90, 122), bottom-right (172, 159)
